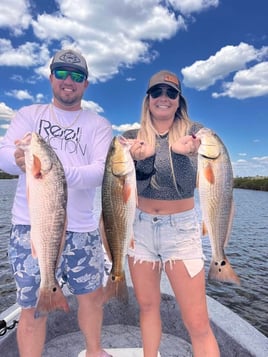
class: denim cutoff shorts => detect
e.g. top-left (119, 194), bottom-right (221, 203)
top-left (8, 225), bottom-right (105, 309)
top-left (128, 208), bottom-right (205, 277)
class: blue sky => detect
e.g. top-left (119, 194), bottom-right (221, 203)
top-left (0, 0), bottom-right (267, 177)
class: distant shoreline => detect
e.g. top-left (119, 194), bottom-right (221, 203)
top-left (0, 172), bottom-right (18, 179)
top-left (1, 171), bottom-right (267, 191)
top-left (0, 171), bottom-right (18, 180)
top-left (233, 177), bottom-right (268, 191)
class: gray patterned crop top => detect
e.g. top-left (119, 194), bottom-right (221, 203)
top-left (123, 122), bottom-right (203, 200)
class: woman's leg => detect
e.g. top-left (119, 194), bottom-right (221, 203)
top-left (166, 261), bottom-right (220, 357)
top-left (128, 256), bottom-right (162, 357)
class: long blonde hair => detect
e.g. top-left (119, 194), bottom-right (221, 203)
top-left (137, 94), bottom-right (192, 147)
top-left (137, 94), bottom-right (193, 193)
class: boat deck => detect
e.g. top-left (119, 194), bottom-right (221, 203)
top-left (43, 324), bottom-right (192, 356)
top-left (1, 284), bottom-right (267, 357)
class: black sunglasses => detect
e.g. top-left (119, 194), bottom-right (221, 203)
top-left (149, 86), bottom-right (179, 100)
top-left (53, 69), bottom-right (86, 83)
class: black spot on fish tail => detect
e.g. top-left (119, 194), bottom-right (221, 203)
top-left (209, 257), bottom-right (240, 285)
top-left (214, 260), bottom-right (226, 272)
top-left (103, 272), bottom-right (129, 303)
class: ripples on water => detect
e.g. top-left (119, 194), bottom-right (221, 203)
top-left (0, 180), bottom-right (267, 337)
top-left (0, 179), bottom-right (17, 310)
top-left (203, 189), bottom-right (268, 337)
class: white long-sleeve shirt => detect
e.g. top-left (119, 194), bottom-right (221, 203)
top-left (0, 103), bottom-right (113, 232)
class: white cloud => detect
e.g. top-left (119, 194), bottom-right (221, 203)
top-left (212, 62), bottom-right (268, 99)
top-left (0, 1), bottom-right (218, 83)
top-left (113, 122), bottom-right (141, 133)
top-left (81, 100), bottom-right (104, 114)
top-left (0, 0), bottom-right (31, 35)
top-left (181, 43), bottom-right (268, 99)
top-left (182, 42), bottom-right (268, 90)
top-left (30, 1), bottom-right (184, 81)
top-left (5, 89), bottom-right (34, 101)
top-left (0, 39), bottom-right (50, 68)
top-left (168, 0), bottom-right (219, 15)
top-left (0, 102), bottom-right (15, 119)
top-left (232, 156), bottom-right (268, 177)
top-left (5, 89), bottom-right (44, 103)
top-left (252, 156), bottom-right (268, 162)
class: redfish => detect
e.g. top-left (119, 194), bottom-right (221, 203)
top-left (101, 136), bottom-right (137, 300)
top-left (16, 132), bottom-right (69, 317)
top-left (196, 128), bottom-right (240, 285)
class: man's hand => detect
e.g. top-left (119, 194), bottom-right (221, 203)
top-left (14, 148), bottom-right (26, 172)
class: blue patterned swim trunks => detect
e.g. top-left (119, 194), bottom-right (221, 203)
top-left (8, 225), bottom-right (105, 309)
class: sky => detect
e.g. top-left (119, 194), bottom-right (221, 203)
top-left (0, 0), bottom-right (267, 177)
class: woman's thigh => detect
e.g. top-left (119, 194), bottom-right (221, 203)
top-left (166, 262), bottom-right (209, 326)
top-left (128, 256), bottom-right (161, 307)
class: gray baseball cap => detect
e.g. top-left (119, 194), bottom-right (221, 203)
top-left (50, 49), bottom-right (88, 77)
top-left (147, 70), bottom-right (181, 93)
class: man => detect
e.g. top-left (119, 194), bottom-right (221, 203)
top-left (0, 49), bottom-right (113, 357)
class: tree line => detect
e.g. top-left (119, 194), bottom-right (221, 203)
top-left (233, 177), bottom-right (268, 192)
top-left (0, 171), bottom-right (18, 179)
top-left (1, 171), bottom-right (268, 192)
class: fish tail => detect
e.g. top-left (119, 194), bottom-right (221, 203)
top-left (104, 272), bottom-right (128, 303)
top-left (34, 283), bottom-right (70, 318)
top-left (208, 257), bottom-right (240, 285)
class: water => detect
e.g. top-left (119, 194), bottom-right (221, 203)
top-left (0, 179), bottom-right (17, 310)
top-left (0, 180), bottom-right (267, 337)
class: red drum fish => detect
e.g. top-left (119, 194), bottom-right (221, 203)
top-left (16, 132), bottom-right (69, 317)
top-left (196, 128), bottom-right (240, 285)
top-left (101, 136), bottom-right (137, 300)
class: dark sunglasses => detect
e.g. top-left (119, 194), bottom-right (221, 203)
top-left (53, 69), bottom-right (86, 83)
top-left (149, 86), bottom-right (179, 100)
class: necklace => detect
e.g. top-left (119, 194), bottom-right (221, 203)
top-left (158, 130), bottom-right (169, 138)
top-left (50, 104), bottom-right (82, 129)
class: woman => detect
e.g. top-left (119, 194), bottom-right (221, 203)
top-left (124, 70), bottom-right (220, 357)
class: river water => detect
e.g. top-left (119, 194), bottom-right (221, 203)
top-left (0, 179), bottom-right (267, 337)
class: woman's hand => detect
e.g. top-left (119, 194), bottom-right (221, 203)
top-left (14, 148), bottom-right (26, 172)
top-left (128, 139), bottom-right (155, 161)
top-left (171, 135), bottom-right (200, 156)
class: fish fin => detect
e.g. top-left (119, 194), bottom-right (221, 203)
top-left (32, 154), bottom-right (42, 178)
top-left (208, 257), bottom-right (240, 285)
top-left (56, 217), bottom-right (67, 267)
top-left (224, 199), bottom-right (235, 248)
top-left (99, 213), bottom-right (113, 262)
top-left (30, 240), bottom-right (38, 259)
top-left (203, 163), bottom-right (215, 184)
top-left (34, 283), bottom-right (70, 318)
top-left (122, 182), bottom-right (132, 203)
top-left (129, 237), bottom-right (135, 249)
top-left (202, 221), bottom-right (208, 236)
top-left (104, 272), bottom-right (128, 303)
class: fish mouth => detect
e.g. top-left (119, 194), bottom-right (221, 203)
top-left (198, 140), bottom-right (220, 159)
top-left (200, 153), bottom-right (218, 160)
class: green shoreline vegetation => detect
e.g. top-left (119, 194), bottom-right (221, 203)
top-left (233, 176), bottom-right (268, 191)
top-left (1, 170), bottom-right (268, 191)
top-left (0, 171), bottom-right (18, 179)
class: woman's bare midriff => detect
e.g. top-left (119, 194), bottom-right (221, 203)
top-left (137, 196), bottom-right (195, 215)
